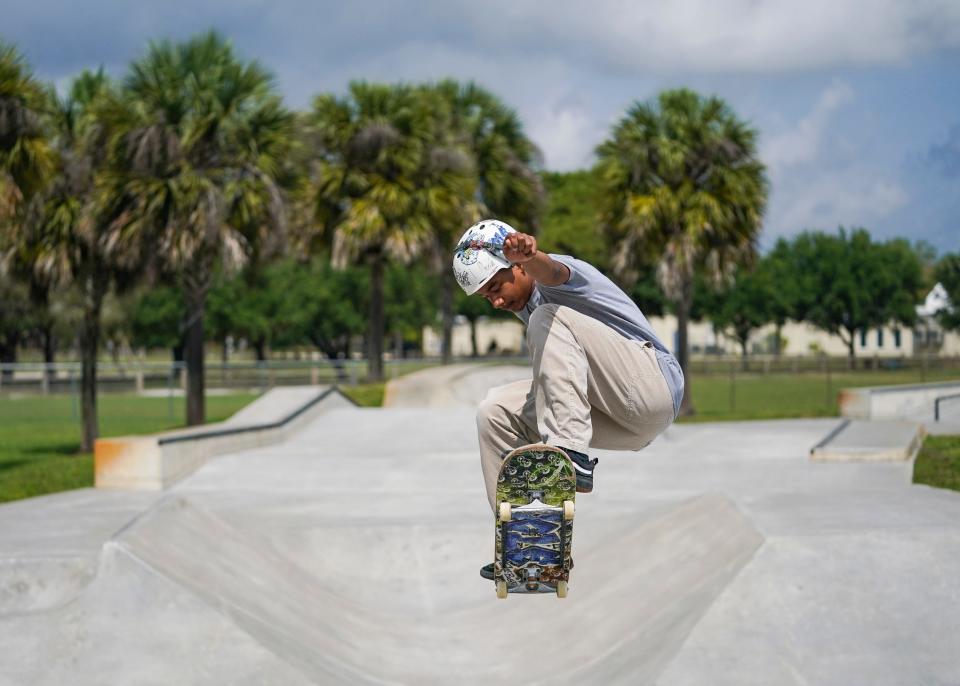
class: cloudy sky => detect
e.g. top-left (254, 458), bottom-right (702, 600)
top-left (4, 0), bottom-right (959, 252)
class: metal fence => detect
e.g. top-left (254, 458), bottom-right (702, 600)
top-left (686, 353), bottom-right (960, 377)
top-left (1, 355), bottom-right (957, 411)
top-left (0, 356), bottom-right (534, 396)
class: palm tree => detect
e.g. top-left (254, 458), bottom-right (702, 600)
top-left (101, 32), bottom-right (294, 424)
top-left (12, 70), bottom-right (146, 452)
top-left (429, 80), bottom-right (543, 363)
top-left (597, 88), bottom-right (768, 416)
top-left (0, 43), bottom-right (54, 211)
top-left (0, 43), bottom-right (57, 377)
top-left (306, 82), bottom-right (463, 381)
top-left (0, 271), bottom-right (33, 382)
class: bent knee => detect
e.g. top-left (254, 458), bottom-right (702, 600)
top-left (527, 303), bottom-right (563, 329)
top-left (476, 392), bottom-right (515, 430)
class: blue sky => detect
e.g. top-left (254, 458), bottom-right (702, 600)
top-left (3, 0), bottom-right (959, 253)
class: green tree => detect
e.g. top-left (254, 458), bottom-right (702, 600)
top-left (429, 81), bottom-right (543, 363)
top-left (307, 82), bottom-right (445, 381)
top-left (0, 272), bottom-right (33, 381)
top-left (597, 88), bottom-right (768, 415)
top-left (0, 42), bottom-right (54, 211)
top-left (763, 239), bottom-right (800, 356)
top-left (384, 262), bottom-right (439, 357)
top-left (702, 262), bottom-right (778, 368)
top-left (0, 43), bottom-right (55, 373)
top-left (102, 31), bottom-right (295, 424)
top-left (268, 258), bottom-right (367, 379)
top-left (6, 70), bottom-right (141, 450)
top-left (935, 253), bottom-right (960, 331)
top-left (540, 170), bottom-right (606, 268)
top-left (791, 228), bottom-right (922, 367)
top-left (128, 285), bottom-right (186, 361)
top-left (207, 268), bottom-right (275, 362)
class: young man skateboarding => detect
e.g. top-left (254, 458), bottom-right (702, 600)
top-left (452, 219), bottom-right (685, 581)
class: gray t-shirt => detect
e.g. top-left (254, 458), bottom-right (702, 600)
top-left (516, 254), bottom-right (685, 417)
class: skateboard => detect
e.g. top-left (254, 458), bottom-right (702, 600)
top-left (494, 444), bottom-right (576, 598)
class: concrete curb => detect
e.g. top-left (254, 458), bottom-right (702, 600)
top-left (810, 419), bottom-right (926, 462)
top-left (839, 380), bottom-right (960, 423)
top-left (94, 386), bottom-right (357, 491)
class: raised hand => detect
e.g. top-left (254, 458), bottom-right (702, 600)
top-left (502, 232), bottom-right (538, 264)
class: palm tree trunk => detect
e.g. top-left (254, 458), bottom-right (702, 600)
top-left (253, 338), bottom-right (267, 362)
top-left (79, 273), bottom-right (105, 453)
top-left (28, 290), bottom-right (56, 386)
top-left (183, 271), bottom-right (209, 426)
top-left (676, 290), bottom-right (695, 417)
top-left (0, 333), bottom-right (18, 384)
top-left (441, 268), bottom-right (454, 365)
top-left (368, 253), bottom-right (385, 382)
top-left (42, 324), bottom-right (56, 386)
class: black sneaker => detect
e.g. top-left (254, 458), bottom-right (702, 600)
top-left (563, 448), bottom-right (598, 493)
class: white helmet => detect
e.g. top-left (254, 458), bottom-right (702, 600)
top-left (452, 219), bottom-right (517, 295)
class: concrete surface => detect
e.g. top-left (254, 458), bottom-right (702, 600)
top-left (839, 380), bottom-right (960, 425)
top-left (810, 419), bottom-right (925, 461)
top-left (2, 366), bottom-right (960, 684)
top-left (383, 363), bottom-right (531, 407)
top-left (95, 385), bottom-right (354, 490)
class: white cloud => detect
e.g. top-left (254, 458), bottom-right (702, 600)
top-left (767, 171), bottom-right (909, 237)
top-left (762, 81), bottom-right (855, 172)
top-left (274, 39), bottom-right (606, 171)
top-left (756, 80), bottom-right (911, 240)
top-left (529, 101), bottom-right (604, 171)
top-left (451, 0), bottom-right (960, 73)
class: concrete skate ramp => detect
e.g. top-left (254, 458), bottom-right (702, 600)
top-left (384, 363), bottom-right (531, 408)
top-left (0, 492), bottom-right (761, 685)
top-left (810, 419), bottom-right (925, 461)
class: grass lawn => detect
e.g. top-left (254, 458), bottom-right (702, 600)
top-left (913, 435), bottom-right (960, 493)
top-left (0, 393), bottom-right (256, 504)
top-left (1, 366), bottom-right (957, 504)
top-left (0, 383), bottom-right (387, 504)
top-left (340, 383), bottom-right (385, 407)
top-left (678, 368), bottom-right (960, 423)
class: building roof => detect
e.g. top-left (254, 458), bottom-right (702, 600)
top-left (916, 283), bottom-right (953, 317)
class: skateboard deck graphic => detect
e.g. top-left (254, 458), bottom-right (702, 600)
top-left (494, 444), bottom-right (576, 598)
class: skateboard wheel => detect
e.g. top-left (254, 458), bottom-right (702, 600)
top-left (563, 500), bottom-right (575, 521)
top-left (496, 581), bottom-right (508, 599)
top-left (556, 581), bottom-right (568, 598)
top-left (498, 502), bottom-right (512, 522)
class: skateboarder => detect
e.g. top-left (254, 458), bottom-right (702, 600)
top-left (452, 219), bottom-right (685, 580)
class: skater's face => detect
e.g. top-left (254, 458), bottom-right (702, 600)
top-left (476, 265), bottom-right (534, 312)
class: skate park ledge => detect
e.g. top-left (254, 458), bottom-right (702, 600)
top-left (810, 418), bottom-right (925, 462)
top-left (838, 380), bottom-right (960, 423)
top-left (94, 385), bottom-right (356, 490)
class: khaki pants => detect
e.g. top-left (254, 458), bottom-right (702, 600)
top-left (476, 304), bottom-right (676, 511)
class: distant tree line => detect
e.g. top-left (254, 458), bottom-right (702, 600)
top-left (1, 31), bottom-right (957, 448)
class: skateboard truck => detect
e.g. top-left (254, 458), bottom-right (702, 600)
top-left (525, 566), bottom-right (541, 592)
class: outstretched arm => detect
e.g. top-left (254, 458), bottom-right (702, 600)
top-left (502, 232), bottom-right (570, 286)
